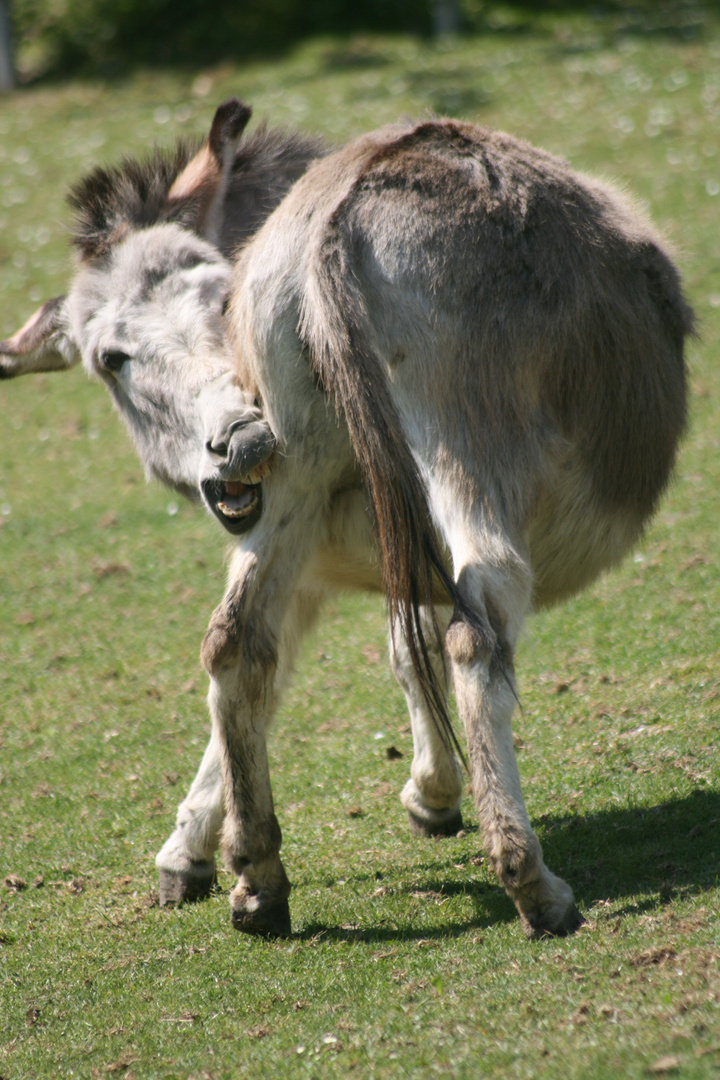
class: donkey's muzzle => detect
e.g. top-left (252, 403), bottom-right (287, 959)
top-left (205, 418), bottom-right (275, 477)
top-left (201, 417), bottom-right (276, 535)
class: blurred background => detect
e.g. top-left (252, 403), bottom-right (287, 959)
top-left (1, 0), bottom-right (717, 323)
top-left (0, 0), bottom-right (713, 84)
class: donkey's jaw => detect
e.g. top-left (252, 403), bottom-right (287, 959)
top-left (145, 453), bottom-right (205, 504)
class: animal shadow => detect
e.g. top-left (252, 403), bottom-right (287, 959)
top-left (540, 786), bottom-right (719, 912)
top-left (297, 788), bottom-right (719, 943)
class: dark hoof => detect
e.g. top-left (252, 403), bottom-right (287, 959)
top-left (407, 808), bottom-right (464, 838)
top-left (230, 898), bottom-right (291, 938)
top-left (158, 862), bottom-right (216, 907)
top-left (522, 903), bottom-right (585, 940)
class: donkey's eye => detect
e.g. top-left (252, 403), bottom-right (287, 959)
top-left (221, 295), bottom-right (231, 316)
top-left (100, 349), bottom-right (131, 374)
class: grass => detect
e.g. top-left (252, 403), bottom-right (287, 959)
top-left (1, 5), bottom-right (720, 1077)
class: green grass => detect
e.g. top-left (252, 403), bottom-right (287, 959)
top-left (1, 6), bottom-right (720, 1078)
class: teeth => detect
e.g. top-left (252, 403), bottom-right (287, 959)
top-left (214, 458), bottom-right (271, 521)
top-left (239, 461), bottom-right (270, 486)
top-left (217, 490), bottom-right (259, 519)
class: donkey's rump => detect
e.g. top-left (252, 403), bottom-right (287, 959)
top-left (280, 120), bottom-right (690, 607)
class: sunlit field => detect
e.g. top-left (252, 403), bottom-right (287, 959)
top-left (1, 5), bottom-right (719, 1078)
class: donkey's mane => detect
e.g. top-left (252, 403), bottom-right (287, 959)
top-left (231, 122), bottom-right (327, 187)
top-left (69, 141), bottom-right (204, 260)
top-left (69, 122), bottom-right (327, 262)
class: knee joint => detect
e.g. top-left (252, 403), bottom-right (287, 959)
top-left (445, 617), bottom-right (492, 666)
top-left (201, 593), bottom-right (277, 679)
top-left (201, 610), bottom-right (241, 675)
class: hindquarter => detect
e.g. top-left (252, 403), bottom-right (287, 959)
top-left (230, 119), bottom-right (690, 615)
top-left (300, 123), bottom-right (690, 603)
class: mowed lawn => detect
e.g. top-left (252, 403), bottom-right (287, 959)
top-left (1, 6), bottom-right (719, 1079)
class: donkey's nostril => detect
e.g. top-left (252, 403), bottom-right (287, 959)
top-left (206, 438), bottom-right (228, 461)
top-left (205, 418), bottom-right (275, 479)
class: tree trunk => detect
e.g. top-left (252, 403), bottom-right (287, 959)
top-left (431, 0), bottom-right (461, 36)
top-left (0, 0), bottom-right (14, 92)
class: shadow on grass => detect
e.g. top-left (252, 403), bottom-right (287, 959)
top-left (539, 786), bottom-right (719, 905)
top-left (297, 915), bottom-right (501, 944)
top-left (294, 788), bottom-right (719, 942)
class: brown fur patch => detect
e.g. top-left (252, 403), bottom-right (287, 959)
top-left (167, 144), bottom-right (218, 203)
top-left (201, 603), bottom-right (242, 675)
top-left (200, 580), bottom-right (278, 697)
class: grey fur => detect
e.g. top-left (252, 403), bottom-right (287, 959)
top-left (0, 105), bottom-right (692, 939)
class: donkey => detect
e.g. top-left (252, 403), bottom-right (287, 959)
top-left (0, 100), bottom-right (693, 939)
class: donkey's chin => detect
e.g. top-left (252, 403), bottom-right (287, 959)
top-left (202, 476), bottom-right (263, 535)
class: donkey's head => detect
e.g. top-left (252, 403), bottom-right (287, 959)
top-left (0, 99), bottom-right (278, 535)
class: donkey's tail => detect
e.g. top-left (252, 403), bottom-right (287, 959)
top-left (299, 213), bottom-right (492, 762)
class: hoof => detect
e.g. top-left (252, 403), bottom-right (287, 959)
top-left (407, 807), bottom-right (464, 838)
top-left (230, 897), bottom-right (291, 938)
top-left (520, 901), bottom-right (585, 940)
top-left (158, 862), bottom-right (216, 906)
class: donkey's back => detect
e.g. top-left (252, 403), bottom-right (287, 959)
top-left (271, 120), bottom-right (691, 609)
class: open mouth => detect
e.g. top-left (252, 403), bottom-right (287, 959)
top-left (200, 418), bottom-right (276, 536)
top-left (216, 479), bottom-right (260, 520)
top-left (201, 469), bottom-right (265, 535)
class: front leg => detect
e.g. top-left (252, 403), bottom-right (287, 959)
top-left (156, 730), bottom-right (224, 904)
top-left (155, 668), bottom-right (288, 927)
top-left (207, 663), bottom-right (291, 936)
top-left (197, 554), bottom-right (288, 936)
top-left (199, 521), bottom-right (327, 935)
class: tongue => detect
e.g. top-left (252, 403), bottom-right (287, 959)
top-left (221, 483), bottom-right (254, 511)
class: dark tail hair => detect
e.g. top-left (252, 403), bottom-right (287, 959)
top-left (300, 214), bottom-right (492, 765)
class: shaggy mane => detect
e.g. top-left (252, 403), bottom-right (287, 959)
top-left (69, 123), bottom-right (327, 262)
top-left (68, 141), bottom-right (204, 260)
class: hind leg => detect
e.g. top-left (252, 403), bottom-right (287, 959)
top-left (390, 605), bottom-right (464, 837)
top-left (440, 516), bottom-right (582, 937)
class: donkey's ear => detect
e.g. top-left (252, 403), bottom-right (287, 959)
top-left (0, 297), bottom-right (80, 379)
top-left (167, 98), bottom-right (252, 245)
